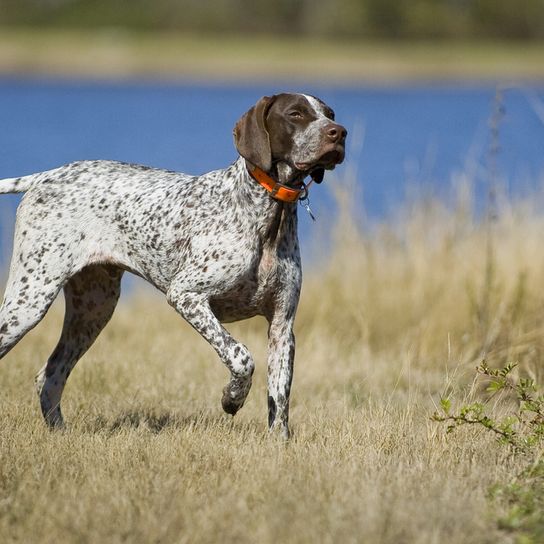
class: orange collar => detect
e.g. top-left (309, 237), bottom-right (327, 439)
top-left (247, 164), bottom-right (311, 203)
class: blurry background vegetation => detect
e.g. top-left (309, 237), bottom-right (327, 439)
top-left (1, 0), bottom-right (544, 41)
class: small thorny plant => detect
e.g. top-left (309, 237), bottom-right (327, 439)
top-left (433, 362), bottom-right (544, 452)
top-left (433, 362), bottom-right (544, 542)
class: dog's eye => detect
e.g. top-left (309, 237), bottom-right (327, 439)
top-left (288, 110), bottom-right (303, 119)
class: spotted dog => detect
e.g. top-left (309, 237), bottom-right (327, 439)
top-left (0, 93), bottom-right (347, 438)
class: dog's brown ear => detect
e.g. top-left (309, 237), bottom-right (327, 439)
top-left (233, 95), bottom-right (276, 172)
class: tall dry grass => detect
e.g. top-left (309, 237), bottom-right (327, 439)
top-left (2, 171), bottom-right (544, 543)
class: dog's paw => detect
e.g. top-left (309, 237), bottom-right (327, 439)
top-left (221, 378), bottom-right (251, 416)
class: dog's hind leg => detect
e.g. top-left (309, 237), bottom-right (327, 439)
top-left (0, 208), bottom-right (79, 360)
top-left (35, 264), bottom-right (123, 428)
top-left (0, 271), bottom-right (63, 360)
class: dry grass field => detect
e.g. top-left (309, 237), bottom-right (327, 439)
top-left (2, 29), bottom-right (544, 82)
top-left (1, 177), bottom-right (544, 543)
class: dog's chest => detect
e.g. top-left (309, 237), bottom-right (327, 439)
top-left (208, 242), bottom-right (280, 322)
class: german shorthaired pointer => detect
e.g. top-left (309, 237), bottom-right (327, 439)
top-left (0, 93), bottom-right (346, 438)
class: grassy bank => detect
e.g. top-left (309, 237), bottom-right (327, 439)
top-left (1, 29), bottom-right (544, 82)
top-left (1, 175), bottom-right (544, 542)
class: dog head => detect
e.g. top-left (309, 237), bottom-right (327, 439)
top-left (234, 93), bottom-right (347, 184)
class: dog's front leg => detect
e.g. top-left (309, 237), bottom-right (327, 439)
top-left (267, 316), bottom-right (295, 440)
top-left (167, 288), bottom-right (254, 416)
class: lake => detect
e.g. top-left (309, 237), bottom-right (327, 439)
top-left (1, 78), bottom-right (544, 267)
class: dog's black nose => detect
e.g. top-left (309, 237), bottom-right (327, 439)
top-left (325, 123), bottom-right (347, 143)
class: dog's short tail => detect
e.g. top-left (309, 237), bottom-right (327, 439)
top-left (0, 174), bottom-right (37, 194)
top-left (0, 169), bottom-right (57, 194)
top-left (0, 163), bottom-right (86, 195)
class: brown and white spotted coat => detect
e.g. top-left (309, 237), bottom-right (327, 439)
top-left (0, 93), bottom-right (346, 439)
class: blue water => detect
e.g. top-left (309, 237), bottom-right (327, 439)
top-left (1, 78), bottom-right (544, 267)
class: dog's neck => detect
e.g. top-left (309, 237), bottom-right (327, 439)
top-left (242, 158), bottom-right (306, 189)
top-left (232, 157), bottom-right (299, 243)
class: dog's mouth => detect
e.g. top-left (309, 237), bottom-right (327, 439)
top-left (294, 145), bottom-right (345, 172)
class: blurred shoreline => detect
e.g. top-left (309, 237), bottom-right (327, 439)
top-left (1, 29), bottom-right (544, 84)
